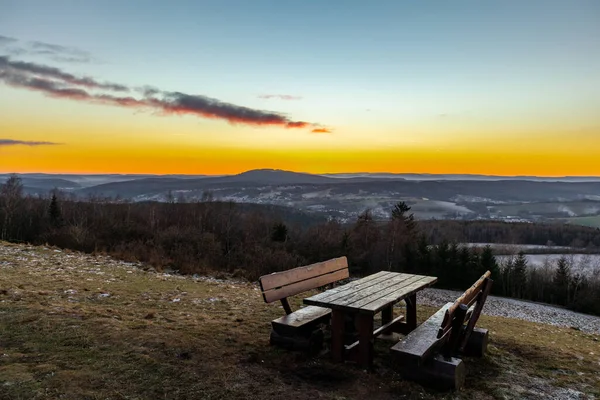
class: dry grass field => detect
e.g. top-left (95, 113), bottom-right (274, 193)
top-left (0, 242), bottom-right (598, 399)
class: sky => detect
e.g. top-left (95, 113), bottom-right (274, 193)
top-left (0, 0), bottom-right (599, 176)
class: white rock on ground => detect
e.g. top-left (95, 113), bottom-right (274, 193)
top-left (418, 287), bottom-right (600, 335)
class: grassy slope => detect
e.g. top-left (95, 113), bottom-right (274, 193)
top-left (0, 242), bottom-right (598, 400)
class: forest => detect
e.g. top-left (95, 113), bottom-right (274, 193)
top-left (1, 175), bottom-right (599, 315)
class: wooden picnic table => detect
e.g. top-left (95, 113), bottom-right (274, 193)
top-left (303, 271), bottom-right (437, 368)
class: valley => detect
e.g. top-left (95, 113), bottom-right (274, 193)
top-left (5, 170), bottom-right (600, 225)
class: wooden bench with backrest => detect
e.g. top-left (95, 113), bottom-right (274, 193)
top-left (258, 256), bottom-right (349, 353)
top-left (390, 270), bottom-right (493, 390)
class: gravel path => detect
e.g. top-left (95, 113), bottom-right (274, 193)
top-left (419, 287), bottom-right (600, 335)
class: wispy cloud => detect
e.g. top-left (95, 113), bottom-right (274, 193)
top-left (258, 94), bottom-right (303, 100)
top-left (29, 40), bottom-right (92, 63)
top-left (311, 127), bottom-right (333, 134)
top-left (0, 35), bottom-right (17, 46)
top-left (0, 55), bottom-right (316, 129)
top-left (0, 139), bottom-right (61, 147)
top-left (0, 34), bottom-right (93, 63)
top-left (0, 56), bottom-right (128, 91)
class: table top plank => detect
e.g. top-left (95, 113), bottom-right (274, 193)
top-left (305, 271), bottom-right (392, 303)
top-left (303, 272), bottom-right (437, 315)
top-left (340, 274), bottom-right (427, 309)
top-left (358, 276), bottom-right (438, 314)
top-left (331, 273), bottom-right (416, 307)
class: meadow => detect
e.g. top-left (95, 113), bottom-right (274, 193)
top-left (1, 242), bottom-right (599, 399)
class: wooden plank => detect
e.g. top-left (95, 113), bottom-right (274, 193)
top-left (340, 274), bottom-right (425, 310)
top-left (443, 303), bottom-right (468, 358)
top-left (328, 273), bottom-right (417, 308)
top-left (439, 271), bottom-right (490, 332)
top-left (318, 271), bottom-right (397, 303)
top-left (390, 303), bottom-right (452, 365)
top-left (373, 315), bottom-right (405, 337)
top-left (259, 256), bottom-right (348, 291)
top-left (459, 278), bottom-right (492, 352)
top-left (304, 271), bottom-right (393, 304)
top-left (271, 306), bottom-right (331, 329)
top-left (263, 268), bottom-right (349, 303)
top-left (353, 276), bottom-right (438, 313)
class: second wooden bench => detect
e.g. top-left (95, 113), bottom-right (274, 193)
top-left (390, 270), bottom-right (493, 390)
top-left (258, 256), bottom-right (349, 353)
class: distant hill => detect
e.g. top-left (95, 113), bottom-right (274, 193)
top-left (322, 173), bottom-right (600, 182)
top-left (3, 170), bottom-right (600, 224)
top-left (77, 169), bottom-right (344, 197)
top-left (229, 169), bottom-right (336, 185)
top-left (0, 175), bottom-right (82, 194)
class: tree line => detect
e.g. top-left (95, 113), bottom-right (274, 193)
top-left (419, 219), bottom-right (600, 249)
top-left (1, 175), bottom-right (599, 316)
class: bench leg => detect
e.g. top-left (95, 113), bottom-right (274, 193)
top-left (461, 327), bottom-right (489, 357)
top-left (399, 354), bottom-right (466, 390)
top-left (406, 294), bottom-right (417, 332)
top-left (356, 313), bottom-right (374, 369)
top-left (331, 309), bottom-right (345, 363)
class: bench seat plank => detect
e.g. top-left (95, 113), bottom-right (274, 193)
top-left (390, 302), bottom-right (452, 365)
top-left (271, 306), bottom-right (331, 335)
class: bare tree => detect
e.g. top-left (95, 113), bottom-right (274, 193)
top-left (0, 174), bottom-right (23, 240)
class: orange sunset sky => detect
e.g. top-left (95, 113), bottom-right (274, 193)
top-left (1, 1), bottom-right (599, 176)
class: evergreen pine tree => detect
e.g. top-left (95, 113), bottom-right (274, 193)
top-left (391, 201), bottom-right (416, 232)
top-left (49, 193), bottom-right (62, 227)
top-left (480, 245), bottom-right (500, 279)
top-left (553, 256), bottom-right (571, 305)
top-left (502, 257), bottom-right (515, 297)
top-left (271, 223), bottom-right (288, 242)
top-left (512, 251), bottom-right (528, 298)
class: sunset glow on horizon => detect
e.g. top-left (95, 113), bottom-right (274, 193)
top-left (1, 1), bottom-right (599, 177)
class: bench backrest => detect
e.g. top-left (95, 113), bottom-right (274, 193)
top-left (259, 256), bottom-right (349, 306)
top-left (437, 270), bottom-right (493, 355)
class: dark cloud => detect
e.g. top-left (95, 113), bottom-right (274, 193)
top-left (0, 57), bottom-right (314, 129)
top-left (0, 35), bottom-right (18, 46)
top-left (258, 94), bottom-right (302, 100)
top-left (155, 92), bottom-right (307, 127)
top-left (0, 56), bottom-right (128, 91)
top-left (0, 139), bottom-right (61, 147)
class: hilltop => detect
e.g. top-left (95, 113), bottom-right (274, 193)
top-left (0, 242), bottom-right (598, 399)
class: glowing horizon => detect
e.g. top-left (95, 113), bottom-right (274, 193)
top-left (1, 1), bottom-right (599, 177)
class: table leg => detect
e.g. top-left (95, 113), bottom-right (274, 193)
top-left (381, 305), bottom-right (393, 326)
top-left (378, 305), bottom-right (394, 340)
top-left (356, 313), bottom-right (374, 369)
top-left (406, 293), bottom-right (417, 332)
top-left (331, 309), bottom-right (345, 363)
